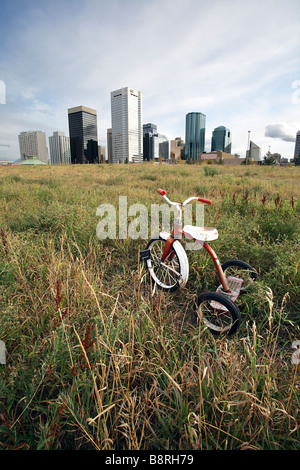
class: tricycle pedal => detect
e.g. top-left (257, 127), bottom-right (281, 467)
top-left (216, 276), bottom-right (244, 302)
top-left (140, 249), bottom-right (151, 263)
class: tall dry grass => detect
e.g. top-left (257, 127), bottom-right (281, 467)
top-left (0, 163), bottom-right (299, 449)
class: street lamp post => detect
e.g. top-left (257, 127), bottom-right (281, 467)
top-left (246, 131), bottom-right (251, 164)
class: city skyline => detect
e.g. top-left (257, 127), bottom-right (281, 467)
top-left (0, 0), bottom-right (299, 161)
top-left (14, 102), bottom-right (300, 163)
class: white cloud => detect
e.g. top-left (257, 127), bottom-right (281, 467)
top-left (265, 123), bottom-right (297, 142)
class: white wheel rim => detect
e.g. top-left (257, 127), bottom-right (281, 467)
top-left (147, 240), bottom-right (181, 289)
top-left (198, 300), bottom-right (233, 333)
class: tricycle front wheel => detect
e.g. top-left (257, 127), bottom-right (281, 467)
top-left (145, 236), bottom-right (188, 291)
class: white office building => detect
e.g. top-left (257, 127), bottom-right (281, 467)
top-left (18, 130), bottom-right (49, 163)
top-left (49, 131), bottom-right (71, 165)
top-left (111, 87), bottom-right (143, 163)
top-left (247, 141), bottom-right (261, 162)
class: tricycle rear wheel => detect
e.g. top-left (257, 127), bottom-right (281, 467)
top-left (221, 259), bottom-right (257, 291)
top-left (195, 291), bottom-right (241, 336)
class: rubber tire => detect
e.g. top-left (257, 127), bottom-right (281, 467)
top-left (146, 236), bottom-right (188, 292)
top-left (221, 259), bottom-right (257, 290)
top-left (195, 291), bottom-right (241, 336)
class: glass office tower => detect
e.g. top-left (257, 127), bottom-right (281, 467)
top-left (143, 123), bottom-right (157, 161)
top-left (185, 112), bottom-right (206, 161)
top-left (68, 106), bottom-right (99, 164)
top-left (294, 130), bottom-right (300, 162)
top-left (211, 126), bottom-right (232, 154)
top-left (143, 123), bottom-right (169, 161)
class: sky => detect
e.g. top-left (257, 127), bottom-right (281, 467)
top-left (0, 0), bottom-right (299, 161)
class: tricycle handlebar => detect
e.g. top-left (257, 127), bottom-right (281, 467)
top-left (197, 197), bottom-right (211, 205)
top-left (157, 188), bottom-right (166, 196)
top-left (157, 189), bottom-right (211, 206)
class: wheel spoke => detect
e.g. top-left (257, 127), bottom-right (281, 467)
top-left (222, 261), bottom-right (257, 292)
top-left (196, 292), bottom-right (241, 335)
top-left (159, 261), bottom-right (181, 277)
top-left (200, 302), bottom-right (232, 332)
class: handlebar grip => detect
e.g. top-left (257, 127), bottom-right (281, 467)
top-left (157, 188), bottom-right (166, 196)
top-left (198, 197), bottom-right (212, 204)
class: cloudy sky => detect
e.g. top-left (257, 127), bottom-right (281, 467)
top-left (0, 0), bottom-right (299, 161)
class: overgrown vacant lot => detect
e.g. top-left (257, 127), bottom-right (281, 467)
top-left (0, 163), bottom-right (299, 450)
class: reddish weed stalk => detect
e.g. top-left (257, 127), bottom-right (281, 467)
top-left (150, 296), bottom-right (161, 320)
top-left (54, 280), bottom-right (68, 327)
top-left (49, 403), bottom-right (66, 447)
top-left (81, 323), bottom-right (96, 357)
top-left (55, 280), bottom-right (63, 309)
top-left (1, 228), bottom-right (9, 261)
top-left (150, 295), bottom-right (168, 324)
top-left (274, 193), bottom-right (282, 208)
top-left (0, 408), bottom-right (29, 450)
top-left (71, 323), bottom-right (96, 376)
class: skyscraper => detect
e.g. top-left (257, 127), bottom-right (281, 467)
top-left (18, 130), bottom-right (49, 163)
top-left (68, 106), bottom-right (99, 164)
top-left (152, 133), bottom-right (169, 160)
top-left (294, 130), bottom-right (300, 162)
top-left (111, 87), bottom-right (143, 163)
top-left (143, 123), bottom-right (157, 161)
top-left (49, 131), bottom-right (70, 165)
top-left (211, 126), bottom-right (232, 154)
top-left (185, 112), bottom-right (206, 161)
top-left (107, 128), bottom-right (113, 163)
top-left (143, 123), bottom-right (169, 161)
top-left (246, 141), bottom-right (261, 162)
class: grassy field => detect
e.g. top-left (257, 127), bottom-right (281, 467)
top-left (0, 162), bottom-right (299, 450)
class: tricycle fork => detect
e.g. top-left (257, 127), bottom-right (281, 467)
top-left (160, 235), bottom-right (176, 262)
top-left (203, 242), bottom-right (230, 292)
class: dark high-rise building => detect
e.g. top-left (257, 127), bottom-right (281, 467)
top-left (185, 112), bottom-right (206, 161)
top-left (68, 106), bottom-right (99, 164)
top-left (143, 123), bottom-right (157, 161)
top-left (294, 130), bottom-right (300, 162)
top-left (211, 126), bottom-right (232, 154)
top-left (143, 123), bottom-right (169, 160)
